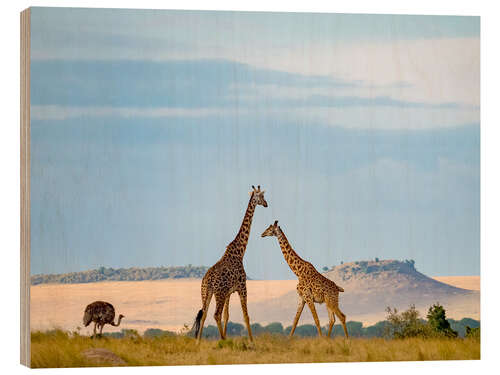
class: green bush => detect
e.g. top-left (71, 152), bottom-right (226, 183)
top-left (385, 305), bottom-right (434, 339)
top-left (427, 303), bottom-right (458, 338)
top-left (465, 326), bottom-right (480, 339)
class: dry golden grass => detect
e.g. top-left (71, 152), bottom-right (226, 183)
top-left (30, 330), bottom-right (480, 368)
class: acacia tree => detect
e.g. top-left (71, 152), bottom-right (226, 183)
top-left (384, 305), bottom-right (432, 339)
top-left (427, 303), bottom-right (458, 338)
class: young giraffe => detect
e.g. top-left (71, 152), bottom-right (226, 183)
top-left (261, 221), bottom-right (348, 338)
top-left (193, 186), bottom-right (268, 341)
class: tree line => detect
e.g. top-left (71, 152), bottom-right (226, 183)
top-left (32, 259), bottom-right (418, 285)
top-left (31, 265), bottom-right (209, 285)
top-left (103, 303), bottom-right (479, 340)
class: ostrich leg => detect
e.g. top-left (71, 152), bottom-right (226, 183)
top-left (93, 322), bottom-right (97, 338)
top-left (99, 323), bottom-right (104, 336)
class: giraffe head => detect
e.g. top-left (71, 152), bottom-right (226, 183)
top-left (261, 220), bottom-right (279, 237)
top-left (250, 185), bottom-right (268, 207)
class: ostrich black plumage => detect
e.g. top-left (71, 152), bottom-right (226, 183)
top-left (83, 301), bottom-right (124, 338)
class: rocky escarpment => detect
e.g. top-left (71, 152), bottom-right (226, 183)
top-left (324, 260), bottom-right (468, 296)
top-left (253, 260), bottom-right (479, 325)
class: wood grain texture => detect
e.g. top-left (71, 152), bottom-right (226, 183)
top-left (20, 7), bottom-right (31, 367)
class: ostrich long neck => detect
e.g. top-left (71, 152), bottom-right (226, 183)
top-left (276, 228), bottom-right (307, 277)
top-left (111, 315), bottom-right (123, 327)
top-left (225, 195), bottom-right (257, 259)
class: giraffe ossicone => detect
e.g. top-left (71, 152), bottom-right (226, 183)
top-left (193, 186), bottom-right (268, 341)
top-left (261, 221), bottom-right (349, 338)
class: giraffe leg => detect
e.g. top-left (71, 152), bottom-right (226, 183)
top-left (327, 308), bottom-right (336, 338)
top-left (222, 295), bottom-right (230, 338)
top-left (333, 306), bottom-right (348, 338)
top-left (197, 290), bottom-right (213, 341)
top-left (238, 288), bottom-right (253, 342)
top-left (305, 297), bottom-right (322, 337)
top-left (289, 297), bottom-right (305, 337)
top-left (213, 294), bottom-right (226, 340)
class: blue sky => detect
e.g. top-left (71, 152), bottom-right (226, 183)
top-left (30, 7), bottom-right (479, 279)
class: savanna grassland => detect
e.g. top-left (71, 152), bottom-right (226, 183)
top-left (29, 264), bottom-right (480, 367)
top-left (30, 275), bottom-right (480, 333)
top-left (30, 330), bottom-right (480, 368)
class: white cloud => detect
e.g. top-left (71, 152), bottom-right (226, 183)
top-left (32, 12), bottom-right (481, 130)
top-left (31, 9), bottom-right (479, 112)
top-left (35, 37), bottom-right (479, 110)
top-left (227, 38), bottom-right (479, 108)
top-left (32, 103), bottom-right (478, 130)
top-left (31, 33), bottom-right (480, 130)
top-left (267, 106), bottom-right (478, 130)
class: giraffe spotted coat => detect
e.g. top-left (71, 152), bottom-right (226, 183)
top-left (261, 220), bottom-right (349, 338)
top-left (194, 186), bottom-right (267, 341)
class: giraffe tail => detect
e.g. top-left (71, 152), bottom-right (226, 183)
top-left (192, 309), bottom-right (203, 338)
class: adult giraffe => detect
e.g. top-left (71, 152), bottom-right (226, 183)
top-left (261, 220), bottom-right (348, 338)
top-left (193, 186), bottom-right (268, 341)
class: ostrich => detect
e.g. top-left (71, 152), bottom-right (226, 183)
top-left (83, 301), bottom-right (124, 338)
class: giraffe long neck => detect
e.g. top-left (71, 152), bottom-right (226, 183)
top-left (276, 228), bottom-right (307, 277)
top-left (225, 195), bottom-right (257, 259)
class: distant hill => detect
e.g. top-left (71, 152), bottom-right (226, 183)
top-left (31, 265), bottom-right (209, 285)
top-left (29, 260), bottom-right (479, 332)
top-left (252, 259), bottom-right (479, 324)
top-left (324, 259), bottom-right (468, 296)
